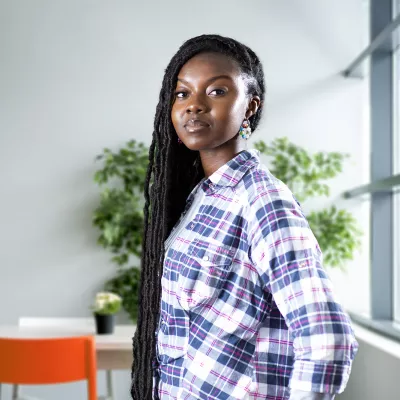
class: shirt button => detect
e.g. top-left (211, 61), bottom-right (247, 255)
top-left (203, 255), bottom-right (209, 261)
top-left (190, 223), bottom-right (195, 229)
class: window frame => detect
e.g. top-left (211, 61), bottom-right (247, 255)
top-left (344, 0), bottom-right (400, 333)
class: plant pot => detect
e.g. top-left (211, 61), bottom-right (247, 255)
top-left (94, 313), bottom-right (116, 335)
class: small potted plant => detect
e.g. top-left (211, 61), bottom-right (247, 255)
top-left (92, 291), bottom-right (122, 334)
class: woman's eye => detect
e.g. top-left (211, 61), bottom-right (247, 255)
top-left (209, 89), bottom-right (226, 96)
top-left (175, 91), bottom-right (188, 99)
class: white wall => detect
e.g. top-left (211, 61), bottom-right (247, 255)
top-left (0, 1), bottom-right (369, 399)
top-left (341, 339), bottom-right (400, 400)
top-left (339, 324), bottom-right (400, 400)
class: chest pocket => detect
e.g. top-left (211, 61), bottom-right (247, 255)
top-left (178, 239), bottom-right (236, 310)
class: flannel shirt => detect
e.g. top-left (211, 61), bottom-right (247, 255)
top-left (153, 149), bottom-right (358, 399)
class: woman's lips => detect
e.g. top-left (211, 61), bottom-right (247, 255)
top-left (184, 119), bottom-right (210, 132)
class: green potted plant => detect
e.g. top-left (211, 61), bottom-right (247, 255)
top-left (92, 139), bottom-right (149, 323)
top-left (254, 137), bottom-right (362, 268)
top-left (92, 291), bottom-right (122, 334)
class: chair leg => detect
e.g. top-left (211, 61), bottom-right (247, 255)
top-left (106, 370), bottom-right (114, 400)
top-left (12, 384), bottom-right (19, 400)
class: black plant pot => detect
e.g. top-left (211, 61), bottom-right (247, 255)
top-left (94, 313), bottom-right (115, 335)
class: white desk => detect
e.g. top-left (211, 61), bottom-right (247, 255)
top-left (0, 324), bottom-right (136, 370)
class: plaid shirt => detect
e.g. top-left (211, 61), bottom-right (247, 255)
top-left (153, 149), bottom-right (358, 400)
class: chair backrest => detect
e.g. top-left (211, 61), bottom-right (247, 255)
top-left (0, 336), bottom-right (97, 400)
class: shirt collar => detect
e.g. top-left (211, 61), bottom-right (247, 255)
top-left (201, 149), bottom-right (260, 193)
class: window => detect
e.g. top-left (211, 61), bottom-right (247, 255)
top-left (344, 0), bottom-right (400, 336)
top-left (393, 24), bottom-right (400, 322)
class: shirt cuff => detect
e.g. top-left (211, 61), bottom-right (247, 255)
top-left (289, 359), bottom-right (351, 394)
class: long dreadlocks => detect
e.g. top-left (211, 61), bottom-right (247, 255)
top-left (131, 34), bottom-right (265, 399)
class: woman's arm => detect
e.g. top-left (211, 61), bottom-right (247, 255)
top-left (248, 180), bottom-right (358, 397)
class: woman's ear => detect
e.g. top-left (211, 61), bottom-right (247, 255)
top-left (245, 96), bottom-right (261, 119)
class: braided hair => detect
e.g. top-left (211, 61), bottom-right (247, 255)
top-left (131, 34), bottom-right (265, 399)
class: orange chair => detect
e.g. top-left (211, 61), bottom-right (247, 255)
top-left (0, 336), bottom-right (97, 400)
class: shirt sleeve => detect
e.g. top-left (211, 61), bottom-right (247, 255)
top-left (248, 180), bottom-right (358, 395)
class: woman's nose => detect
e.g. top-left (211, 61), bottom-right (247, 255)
top-left (185, 94), bottom-right (208, 114)
top-left (186, 104), bottom-right (204, 114)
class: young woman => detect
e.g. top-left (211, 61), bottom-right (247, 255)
top-left (131, 34), bottom-right (358, 400)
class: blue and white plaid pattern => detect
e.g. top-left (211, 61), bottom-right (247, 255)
top-left (153, 149), bottom-right (358, 400)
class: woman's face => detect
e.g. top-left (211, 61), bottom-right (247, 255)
top-left (171, 52), bottom-right (257, 152)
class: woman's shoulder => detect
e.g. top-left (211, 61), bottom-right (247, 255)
top-left (240, 162), bottom-right (296, 206)
top-left (239, 163), bottom-right (308, 243)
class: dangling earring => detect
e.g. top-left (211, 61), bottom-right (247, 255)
top-left (239, 119), bottom-right (252, 139)
top-left (177, 137), bottom-right (183, 144)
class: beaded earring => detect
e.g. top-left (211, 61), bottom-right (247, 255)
top-left (239, 119), bottom-right (252, 139)
top-left (177, 137), bottom-right (183, 144)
